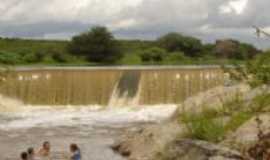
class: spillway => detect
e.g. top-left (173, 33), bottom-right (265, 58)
top-left (0, 66), bottom-right (224, 106)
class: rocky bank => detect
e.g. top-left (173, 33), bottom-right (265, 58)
top-left (111, 84), bottom-right (256, 160)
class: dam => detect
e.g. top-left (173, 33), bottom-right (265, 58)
top-left (0, 66), bottom-right (224, 160)
top-left (0, 66), bottom-right (223, 106)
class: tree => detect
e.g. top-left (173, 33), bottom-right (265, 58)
top-left (214, 39), bottom-right (239, 59)
top-left (157, 32), bottom-right (203, 57)
top-left (201, 44), bottom-right (215, 56)
top-left (238, 43), bottom-right (260, 59)
top-left (68, 26), bottom-right (122, 63)
top-left (214, 39), bottom-right (260, 60)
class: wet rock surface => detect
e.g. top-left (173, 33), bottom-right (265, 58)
top-left (158, 139), bottom-right (245, 160)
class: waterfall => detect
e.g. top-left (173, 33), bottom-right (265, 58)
top-left (109, 71), bottom-right (141, 107)
top-left (0, 66), bottom-right (224, 106)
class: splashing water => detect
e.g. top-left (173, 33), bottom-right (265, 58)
top-left (0, 94), bottom-right (177, 130)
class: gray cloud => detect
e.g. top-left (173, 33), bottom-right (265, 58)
top-left (0, 21), bottom-right (91, 38)
top-left (0, 0), bottom-right (269, 48)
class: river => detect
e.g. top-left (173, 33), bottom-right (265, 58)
top-left (0, 66), bottom-right (223, 159)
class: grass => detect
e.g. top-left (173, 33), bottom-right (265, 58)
top-left (249, 92), bottom-right (270, 113)
top-left (179, 91), bottom-right (270, 143)
top-left (224, 112), bottom-right (252, 132)
top-left (181, 110), bottom-right (226, 142)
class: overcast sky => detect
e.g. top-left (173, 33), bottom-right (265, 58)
top-left (0, 0), bottom-right (270, 48)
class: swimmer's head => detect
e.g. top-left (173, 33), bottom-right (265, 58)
top-left (20, 152), bottom-right (28, 160)
top-left (43, 141), bottom-right (50, 150)
top-left (27, 147), bottom-right (34, 155)
top-left (70, 143), bottom-right (79, 152)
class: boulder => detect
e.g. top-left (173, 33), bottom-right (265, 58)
top-left (223, 114), bottom-right (270, 150)
top-left (157, 139), bottom-right (245, 160)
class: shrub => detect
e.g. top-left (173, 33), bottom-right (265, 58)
top-left (163, 52), bottom-right (190, 64)
top-left (224, 112), bottom-right (252, 132)
top-left (35, 51), bottom-right (46, 61)
top-left (0, 51), bottom-right (22, 64)
top-left (248, 92), bottom-right (270, 113)
top-left (181, 111), bottom-right (226, 142)
top-left (247, 51), bottom-right (270, 87)
top-left (51, 51), bottom-right (69, 63)
top-left (23, 52), bottom-right (44, 63)
top-left (180, 95), bottom-right (254, 143)
top-left (140, 47), bottom-right (167, 63)
top-left (227, 51), bottom-right (270, 87)
top-left (119, 53), bottom-right (142, 65)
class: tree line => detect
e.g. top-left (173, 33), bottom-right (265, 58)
top-left (68, 26), bottom-right (261, 64)
top-left (0, 26), bottom-right (263, 65)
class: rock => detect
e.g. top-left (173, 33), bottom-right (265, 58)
top-left (223, 114), bottom-right (270, 150)
top-left (179, 84), bottom-right (250, 114)
top-left (111, 84), bottom-right (252, 160)
top-left (158, 139), bottom-right (245, 160)
top-left (111, 141), bottom-right (131, 157)
top-left (111, 121), bottom-right (184, 160)
top-left (243, 85), bottom-right (270, 102)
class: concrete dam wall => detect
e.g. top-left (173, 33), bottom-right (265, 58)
top-left (0, 66), bottom-right (224, 106)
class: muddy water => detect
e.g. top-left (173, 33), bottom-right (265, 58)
top-left (0, 126), bottom-right (126, 160)
top-left (0, 105), bottom-right (178, 160)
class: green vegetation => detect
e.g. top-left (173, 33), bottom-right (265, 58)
top-left (68, 26), bottom-right (122, 63)
top-left (180, 92), bottom-right (270, 143)
top-left (0, 26), bottom-right (263, 66)
top-left (139, 47), bottom-right (166, 63)
top-left (157, 32), bottom-right (203, 57)
top-left (246, 51), bottom-right (270, 87)
top-left (0, 38), bottom-right (85, 65)
top-left (226, 50), bottom-right (270, 88)
top-left (181, 109), bottom-right (226, 142)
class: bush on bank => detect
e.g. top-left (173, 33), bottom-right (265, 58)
top-left (180, 92), bottom-right (270, 143)
top-left (139, 47), bottom-right (167, 63)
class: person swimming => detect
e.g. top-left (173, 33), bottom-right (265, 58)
top-left (70, 144), bottom-right (81, 160)
top-left (27, 147), bottom-right (36, 160)
top-left (38, 141), bottom-right (51, 159)
top-left (21, 152), bottom-right (28, 160)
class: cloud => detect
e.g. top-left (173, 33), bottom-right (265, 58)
top-left (0, 0), bottom-right (269, 48)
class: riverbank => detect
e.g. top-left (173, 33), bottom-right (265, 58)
top-left (112, 84), bottom-right (270, 160)
top-left (111, 83), bottom-right (251, 160)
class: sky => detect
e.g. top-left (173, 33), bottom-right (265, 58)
top-left (0, 0), bottom-right (270, 49)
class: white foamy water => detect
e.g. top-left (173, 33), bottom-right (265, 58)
top-left (0, 96), bottom-right (178, 160)
top-left (0, 104), bottom-right (178, 130)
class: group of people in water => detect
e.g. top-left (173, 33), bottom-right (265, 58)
top-left (20, 141), bottom-right (81, 160)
